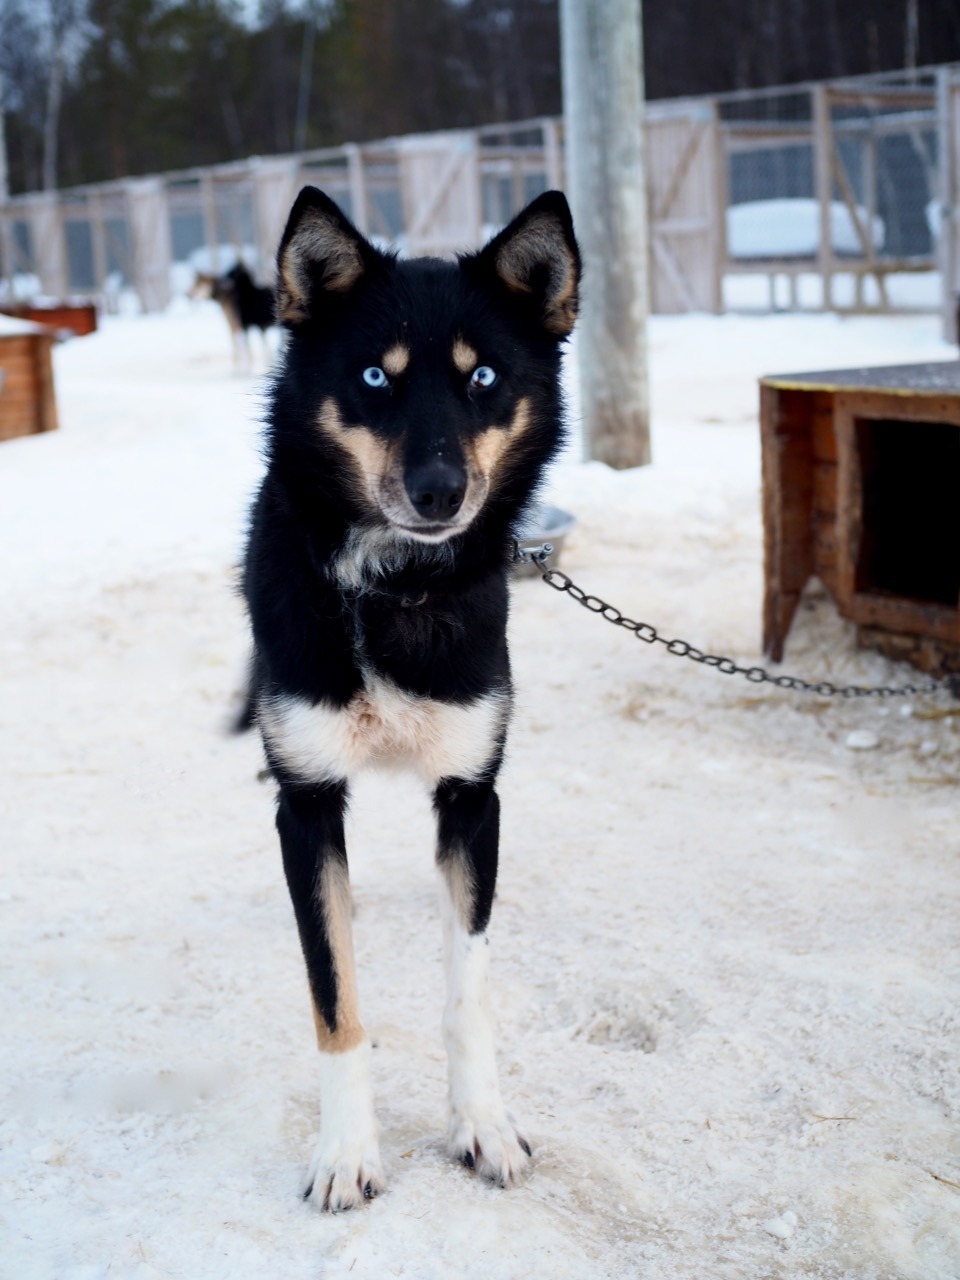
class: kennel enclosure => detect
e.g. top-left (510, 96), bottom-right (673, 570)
top-left (761, 360), bottom-right (960, 676)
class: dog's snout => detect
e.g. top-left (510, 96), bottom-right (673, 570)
top-left (405, 459), bottom-right (466, 520)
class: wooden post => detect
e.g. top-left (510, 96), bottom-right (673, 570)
top-left (542, 117), bottom-right (563, 191)
top-left (89, 190), bottom-right (108, 297)
top-left (560, 0), bottom-right (650, 468)
top-left (813, 84), bottom-right (834, 312)
top-left (200, 172), bottom-right (219, 273)
top-left (345, 144), bottom-right (369, 234)
top-left (711, 104), bottom-right (726, 314)
top-left (127, 178), bottom-right (171, 312)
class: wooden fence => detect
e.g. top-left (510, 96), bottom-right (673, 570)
top-left (1, 64), bottom-right (958, 335)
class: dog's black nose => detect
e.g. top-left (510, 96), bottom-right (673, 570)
top-left (405, 460), bottom-right (466, 520)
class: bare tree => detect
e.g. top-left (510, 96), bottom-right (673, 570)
top-left (42, 0), bottom-right (88, 191)
top-left (905, 0), bottom-right (919, 73)
top-left (294, 1), bottom-right (318, 152)
top-left (0, 71), bottom-right (9, 203)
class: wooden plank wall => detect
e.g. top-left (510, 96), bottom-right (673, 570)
top-left (760, 384), bottom-right (815, 661)
top-left (0, 332), bottom-right (58, 441)
top-left (808, 390), bottom-right (838, 596)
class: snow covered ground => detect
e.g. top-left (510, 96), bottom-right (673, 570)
top-left (2, 300), bottom-right (959, 1280)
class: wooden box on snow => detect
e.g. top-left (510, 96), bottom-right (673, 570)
top-left (760, 362), bottom-right (960, 676)
top-left (0, 316), bottom-right (59, 442)
top-left (0, 300), bottom-right (97, 339)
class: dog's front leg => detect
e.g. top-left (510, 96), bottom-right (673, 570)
top-left (434, 777), bottom-right (531, 1186)
top-left (276, 781), bottom-right (384, 1210)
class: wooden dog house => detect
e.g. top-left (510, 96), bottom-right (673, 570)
top-left (761, 362), bottom-right (960, 676)
top-left (0, 315), bottom-right (59, 442)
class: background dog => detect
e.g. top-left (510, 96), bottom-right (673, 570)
top-left (191, 262), bottom-right (275, 370)
top-left (242, 185), bottom-right (580, 1210)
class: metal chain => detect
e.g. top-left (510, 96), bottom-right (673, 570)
top-left (514, 541), bottom-right (957, 700)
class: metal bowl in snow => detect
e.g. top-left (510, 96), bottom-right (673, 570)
top-left (512, 504), bottom-right (577, 577)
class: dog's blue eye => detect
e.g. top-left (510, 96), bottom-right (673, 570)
top-left (362, 367), bottom-right (388, 388)
top-left (470, 366), bottom-right (497, 389)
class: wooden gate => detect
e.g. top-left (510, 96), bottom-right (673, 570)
top-left (397, 131), bottom-right (481, 258)
top-left (646, 100), bottom-right (723, 313)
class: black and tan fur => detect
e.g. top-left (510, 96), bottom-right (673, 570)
top-left (192, 262), bottom-right (275, 368)
top-left (242, 186), bottom-right (580, 1209)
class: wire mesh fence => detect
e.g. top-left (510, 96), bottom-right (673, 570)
top-left (719, 70), bottom-right (944, 313)
top-left (0, 65), bottom-right (957, 331)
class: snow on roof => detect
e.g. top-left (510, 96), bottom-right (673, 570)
top-left (0, 312), bottom-right (48, 337)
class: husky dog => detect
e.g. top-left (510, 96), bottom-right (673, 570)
top-left (192, 262), bottom-right (275, 369)
top-left (242, 186), bottom-right (580, 1210)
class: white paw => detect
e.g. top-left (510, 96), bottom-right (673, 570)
top-left (305, 1039), bottom-right (384, 1211)
top-left (448, 1107), bottom-right (532, 1187)
top-left (304, 1133), bottom-right (385, 1212)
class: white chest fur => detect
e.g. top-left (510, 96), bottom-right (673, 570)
top-left (259, 677), bottom-right (509, 786)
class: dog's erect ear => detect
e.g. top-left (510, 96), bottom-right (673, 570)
top-left (465, 191), bottom-right (581, 337)
top-left (276, 186), bottom-right (379, 324)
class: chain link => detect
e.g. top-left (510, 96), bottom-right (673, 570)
top-left (513, 541), bottom-right (958, 700)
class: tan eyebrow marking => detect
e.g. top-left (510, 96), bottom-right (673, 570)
top-left (381, 344), bottom-right (410, 377)
top-left (452, 338), bottom-right (479, 375)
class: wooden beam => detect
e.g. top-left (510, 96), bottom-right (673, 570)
top-left (829, 138), bottom-right (889, 307)
top-left (760, 384), bottom-right (815, 661)
top-left (344, 145), bottom-right (369, 235)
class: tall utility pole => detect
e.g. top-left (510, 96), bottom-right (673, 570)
top-left (560, 0), bottom-right (650, 468)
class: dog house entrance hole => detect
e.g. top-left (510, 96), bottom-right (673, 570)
top-left (854, 416), bottom-right (960, 607)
